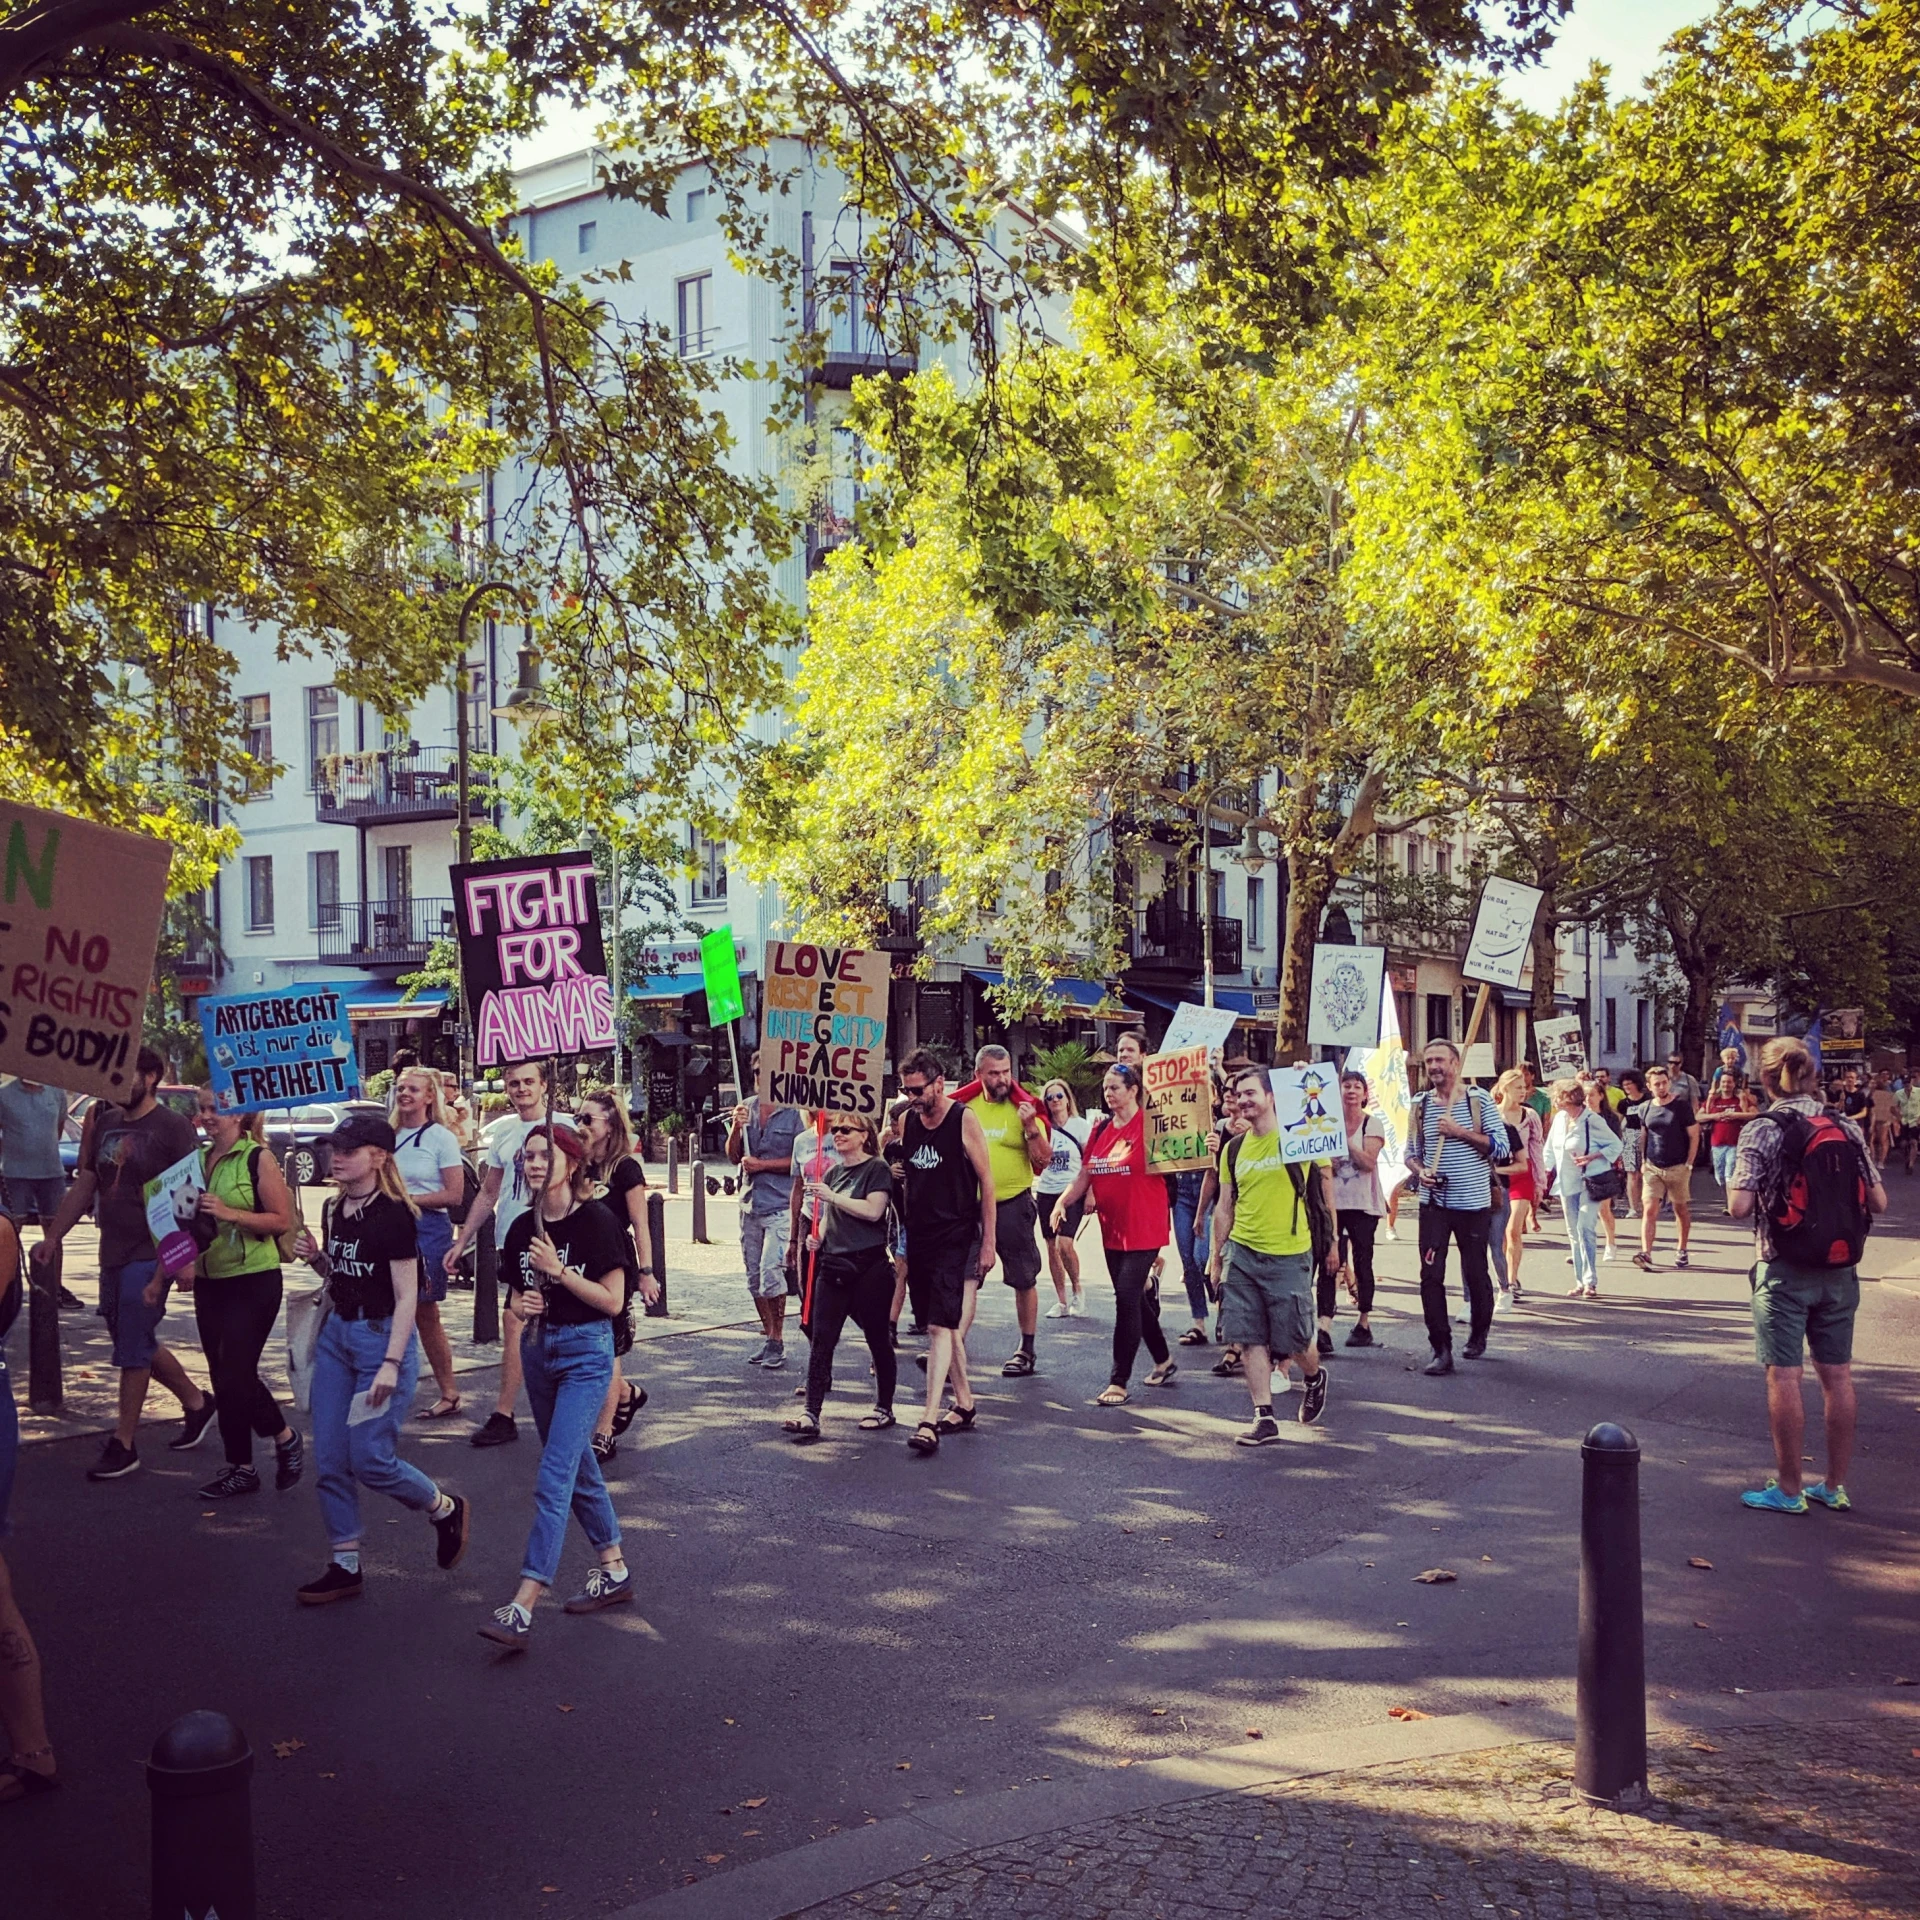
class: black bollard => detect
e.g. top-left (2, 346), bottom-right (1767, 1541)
top-left (1575, 1421), bottom-right (1647, 1806)
top-left (473, 1216), bottom-right (499, 1344)
top-left (148, 1709), bottom-right (256, 1920)
top-left (691, 1159), bottom-right (709, 1244)
top-left (645, 1190), bottom-right (667, 1316)
top-left (26, 1241), bottom-right (62, 1415)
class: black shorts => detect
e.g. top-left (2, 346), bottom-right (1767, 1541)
top-left (1043, 1193), bottom-right (1084, 1241)
top-left (906, 1235), bottom-right (979, 1332)
top-left (992, 1190), bottom-right (1044, 1292)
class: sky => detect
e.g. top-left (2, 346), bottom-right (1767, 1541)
top-left (510, 1), bottom-right (1716, 172)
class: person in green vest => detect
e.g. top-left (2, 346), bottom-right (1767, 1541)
top-left (955, 1045), bottom-right (1052, 1378)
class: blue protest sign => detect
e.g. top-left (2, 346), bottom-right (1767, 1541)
top-left (199, 987), bottom-right (359, 1113)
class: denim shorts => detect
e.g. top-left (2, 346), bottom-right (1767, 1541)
top-left (100, 1258), bottom-right (169, 1369)
top-left (414, 1208), bottom-right (453, 1304)
top-left (2, 1176), bottom-right (65, 1223)
top-left (1752, 1259), bottom-right (1859, 1369)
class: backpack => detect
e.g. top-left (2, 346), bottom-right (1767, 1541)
top-left (1755, 1108), bottom-right (1871, 1270)
top-left (199, 1140), bottom-right (304, 1264)
top-left (1223, 1132), bottom-right (1335, 1272)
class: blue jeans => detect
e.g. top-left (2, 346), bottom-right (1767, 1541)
top-left (100, 1257), bottom-right (168, 1369)
top-left (0, 1357), bottom-right (16, 1539)
top-left (1712, 1143), bottom-right (1739, 1188)
top-left (1563, 1189), bottom-right (1602, 1293)
top-left (519, 1319), bottom-right (620, 1587)
top-left (310, 1314), bottom-right (438, 1549)
top-left (1171, 1172), bottom-right (1210, 1320)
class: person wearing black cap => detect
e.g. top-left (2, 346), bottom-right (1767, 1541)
top-left (290, 1114), bottom-right (469, 1605)
top-left (478, 1122), bottom-right (631, 1650)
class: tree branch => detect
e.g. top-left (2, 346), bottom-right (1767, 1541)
top-left (0, 0), bottom-right (153, 89)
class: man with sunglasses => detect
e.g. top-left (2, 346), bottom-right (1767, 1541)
top-left (894, 1049), bottom-right (996, 1455)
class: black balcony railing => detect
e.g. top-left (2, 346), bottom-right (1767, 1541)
top-left (317, 897), bottom-right (456, 968)
top-left (1130, 904), bottom-right (1243, 976)
top-left (312, 748), bottom-right (486, 826)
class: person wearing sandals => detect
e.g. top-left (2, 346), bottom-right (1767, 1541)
top-left (1330, 1072), bottom-right (1386, 1348)
top-left (389, 1067), bottom-right (466, 1420)
top-left (578, 1091), bottom-right (657, 1465)
top-left (291, 1115), bottom-right (470, 1606)
top-left (784, 1114), bottom-right (898, 1443)
top-left (187, 1091), bottom-right (304, 1499)
top-left (1036, 1081), bottom-right (1090, 1317)
top-left (480, 1123), bottom-right (631, 1648)
top-left (1049, 1064), bottom-right (1176, 1405)
top-left (0, 1211), bottom-right (59, 1806)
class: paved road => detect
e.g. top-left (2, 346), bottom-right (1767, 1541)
top-left (7, 1176), bottom-right (1919, 1918)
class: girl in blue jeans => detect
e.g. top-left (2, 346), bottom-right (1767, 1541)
top-left (481, 1124), bottom-right (630, 1651)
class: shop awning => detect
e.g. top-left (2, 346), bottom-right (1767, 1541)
top-left (627, 972), bottom-right (704, 1001)
top-left (966, 968), bottom-right (1123, 1011)
top-left (330, 984), bottom-right (448, 1021)
top-left (1128, 986), bottom-right (1263, 1019)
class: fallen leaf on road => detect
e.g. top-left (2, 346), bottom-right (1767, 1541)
top-left (1362, 1562), bottom-right (1375, 1569)
top-left (319, 1773), bottom-right (336, 1780)
top-left (1481, 1555), bottom-right (1493, 1563)
top-left (201, 1511), bottom-right (216, 1518)
top-left (1694, 1621), bottom-right (1711, 1630)
top-left (723, 1717), bottom-right (736, 1726)
top-left (1150, 1709), bottom-right (1168, 1717)
top-left (542, 1887), bottom-right (558, 1894)
top-left (975, 1715), bottom-right (994, 1722)
top-left (1244, 1729), bottom-right (1264, 1739)
top-left (1690, 1743), bottom-right (1718, 1754)
top-left (1121, 1527), bottom-right (1133, 1534)
top-left (1894, 1677), bottom-right (1917, 1686)
top-left (1116, 1758), bottom-right (1133, 1767)
top-left (1414, 1568), bottom-right (1458, 1584)
top-left (896, 1762), bottom-right (911, 1771)
top-left (272, 1739), bottom-right (305, 1759)
top-left (1688, 1557), bottom-right (1714, 1571)
top-left (740, 1797), bottom-right (768, 1809)
top-left (1388, 1707), bottom-right (1432, 1721)
top-left (1396, 1621), bottom-right (1410, 1628)
top-left (557, 1704), bottom-right (573, 1713)
top-left (743, 1830), bottom-right (761, 1837)
top-left (1215, 1531), bottom-right (1226, 1539)
top-left (703, 1854), bottom-right (726, 1865)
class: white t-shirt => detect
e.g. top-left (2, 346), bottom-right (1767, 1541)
top-left (393, 1121), bottom-right (463, 1201)
top-left (1037, 1114), bottom-right (1091, 1195)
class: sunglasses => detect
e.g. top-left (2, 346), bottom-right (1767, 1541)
top-left (829, 1125), bottom-right (860, 1136)
top-left (899, 1083), bottom-right (930, 1097)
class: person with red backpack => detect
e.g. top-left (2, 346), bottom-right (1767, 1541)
top-left (1730, 1036), bottom-right (1885, 1515)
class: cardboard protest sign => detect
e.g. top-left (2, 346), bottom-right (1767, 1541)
top-left (758, 942), bottom-right (888, 1115)
top-left (144, 1148), bottom-right (205, 1277)
top-left (1270, 1063), bottom-right (1348, 1164)
top-left (1462, 1042), bottom-right (1496, 1080)
top-left (1461, 878), bottom-right (1545, 989)
top-left (452, 854), bottom-right (617, 1068)
top-left (1158, 1001), bottom-right (1239, 1057)
top-left (1534, 1014), bottom-right (1588, 1078)
top-left (0, 800), bottom-right (171, 1098)
top-left (1307, 944), bottom-right (1387, 1049)
top-left (200, 986), bottom-right (359, 1113)
top-left (1142, 1043), bottom-right (1214, 1171)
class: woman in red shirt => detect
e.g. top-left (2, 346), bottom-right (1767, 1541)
top-left (1049, 1064), bottom-right (1177, 1406)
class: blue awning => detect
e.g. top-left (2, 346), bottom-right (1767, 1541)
top-left (1129, 986), bottom-right (1262, 1019)
top-left (966, 968), bottom-right (1123, 1011)
top-left (627, 972), bottom-right (704, 1001)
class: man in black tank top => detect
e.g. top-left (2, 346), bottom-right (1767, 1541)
top-left (896, 1049), bottom-right (996, 1455)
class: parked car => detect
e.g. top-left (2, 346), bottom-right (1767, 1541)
top-left (260, 1100), bottom-right (390, 1185)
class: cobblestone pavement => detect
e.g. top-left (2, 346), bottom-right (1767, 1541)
top-left (796, 1720), bottom-right (1920, 1920)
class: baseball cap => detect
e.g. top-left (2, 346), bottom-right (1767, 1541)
top-left (322, 1113), bottom-right (397, 1154)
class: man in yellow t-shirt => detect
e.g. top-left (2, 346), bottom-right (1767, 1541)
top-left (959, 1045), bottom-right (1052, 1377)
top-left (1209, 1066), bottom-right (1336, 1445)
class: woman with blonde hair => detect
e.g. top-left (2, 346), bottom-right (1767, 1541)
top-left (1547, 1078), bottom-right (1623, 1300)
top-left (290, 1115), bottom-right (469, 1605)
top-left (578, 1090), bottom-right (656, 1464)
top-left (1036, 1079), bottom-right (1092, 1318)
top-left (1492, 1070), bottom-right (1546, 1304)
top-left (389, 1065), bottom-right (467, 1419)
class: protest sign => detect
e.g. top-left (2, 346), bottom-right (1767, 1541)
top-left (1271, 1063), bottom-right (1348, 1164)
top-left (1346, 991), bottom-right (1410, 1199)
top-left (1535, 1014), bottom-right (1588, 1078)
top-left (0, 800), bottom-right (171, 1098)
top-left (758, 941), bottom-right (889, 1115)
top-left (1307, 944), bottom-right (1387, 1049)
top-left (452, 854), bottom-right (617, 1069)
top-left (1823, 1008), bottom-right (1866, 1056)
top-left (1461, 878), bottom-right (1545, 988)
top-left (144, 1148), bottom-right (205, 1277)
top-left (1142, 1044), bottom-right (1214, 1172)
top-left (1462, 1042), bottom-right (1496, 1080)
top-left (1157, 1001), bottom-right (1239, 1057)
top-left (199, 987), bottom-right (358, 1113)
top-left (700, 925), bottom-right (746, 1026)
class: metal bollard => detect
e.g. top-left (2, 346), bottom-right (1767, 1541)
top-left (473, 1217), bottom-right (499, 1344)
top-left (691, 1160), bottom-right (708, 1244)
top-left (1575, 1421), bottom-right (1647, 1806)
top-left (667, 1138), bottom-right (679, 1195)
top-left (26, 1241), bottom-right (62, 1415)
top-left (148, 1709), bottom-right (256, 1920)
top-left (645, 1190), bottom-right (667, 1316)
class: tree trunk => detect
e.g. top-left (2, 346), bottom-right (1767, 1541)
top-left (1657, 897), bottom-right (1724, 1077)
top-left (1528, 886), bottom-right (1560, 1025)
top-left (1277, 850), bottom-right (1336, 1060)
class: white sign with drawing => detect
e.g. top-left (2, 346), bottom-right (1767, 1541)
top-left (1306, 944), bottom-right (1387, 1049)
top-left (1157, 1001), bottom-right (1241, 1056)
top-left (1535, 1014), bottom-right (1589, 1078)
top-left (1461, 878), bottom-right (1545, 989)
top-left (1270, 1063), bottom-right (1349, 1165)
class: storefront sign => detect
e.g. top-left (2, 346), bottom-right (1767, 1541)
top-left (452, 853), bottom-right (616, 1067)
top-left (199, 986), bottom-right (359, 1112)
top-left (758, 941), bottom-right (889, 1114)
top-left (1143, 1043), bottom-right (1214, 1171)
top-left (0, 800), bottom-right (171, 1098)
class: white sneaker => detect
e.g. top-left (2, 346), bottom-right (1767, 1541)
top-left (1044, 1301), bottom-right (1070, 1319)
top-left (1382, 1227), bottom-right (1399, 1242)
top-left (1493, 1289), bottom-right (1511, 1314)
top-left (1271, 1369), bottom-right (1296, 1395)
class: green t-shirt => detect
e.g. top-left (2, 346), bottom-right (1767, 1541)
top-left (964, 1095), bottom-right (1036, 1202)
top-left (1223, 1126), bottom-right (1314, 1257)
top-left (1526, 1091), bottom-right (1552, 1120)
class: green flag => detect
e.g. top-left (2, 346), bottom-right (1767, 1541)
top-left (700, 925), bottom-right (745, 1025)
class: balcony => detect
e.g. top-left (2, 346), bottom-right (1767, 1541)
top-left (1129, 903), bottom-right (1243, 977)
top-left (162, 944), bottom-right (221, 997)
top-left (317, 897), bottom-right (457, 969)
top-left (312, 748), bottom-right (486, 826)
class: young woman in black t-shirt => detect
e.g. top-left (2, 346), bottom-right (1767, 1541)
top-left (290, 1116), bottom-right (470, 1607)
top-left (479, 1123), bottom-right (631, 1650)
top-left (578, 1092), bottom-right (658, 1464)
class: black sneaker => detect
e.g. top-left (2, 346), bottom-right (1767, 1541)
top-left (1316, 1329), bottom-right (1334, 1358)
top-left (198, 1463), bottom-right (260, 1499)
top-left (470, 1412), bottom-right (518, 1448)
top-left (274, 1432), bottom-right (305, 1490)
top-left (1237, 1415), bottom-right (1281, 1447)
top-left (478, 1602), bottom-right (532, 1650)
top-left (562, 1565), bottom-right (634, 1614)
top-left (591, 1432), bottom-right (617, 1466)
top-left (87, 1437), bottom-right (140, 1481)
top-left (58, 1285), bottom-right (86, 1311)
top-left (1423, 1349), bottom-right (1456, 1377)
top-left (433, 1493), bottom-right (470, 1571)
top-left (297, 1562), bottom-right (364, 1606)
top-left (1344, 1325), bottom-right (1376, 1348)
top-left (1299, 1369), bottom-right (1330, 1426)
top-left (167, 1394), bottom-right (219, 1452)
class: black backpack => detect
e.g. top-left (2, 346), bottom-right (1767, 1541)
top-left (1222, 1132), bottom-right (1335, 1272)
top-left (1755, 1108), bottom-right (1871, 1269)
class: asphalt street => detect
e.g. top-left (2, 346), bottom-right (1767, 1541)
top-left (7, 1176), bottom-right (1919, 1919)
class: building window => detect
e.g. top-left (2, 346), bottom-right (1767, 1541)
top-left (1434, 843), bottom-right (1452, 879)
top-left (685, 186), bottom-right (708, 222)
top-left (691, 827), bottom-right (727, 904)
top-left (309, 850), bottom-right (341, 931)
top-left (241, 694), bottom-right (272, 795)
top-left (1246, 876), bottom-right (1266, 948)
top-left (245, 856), bottom-right (274, 932)
top-left (382, 843), bottom-right (412, 906)
top-left (1425, 993), bottom-right (1452, 1044)
top-left (676, 272), bottom-right (713, 357)
top-left (1635, 999), bottom-right (1650, 1061)
top-left (306, 687), bottom-right (339, 788)
top-left (1605, 997), bottom-right (1618, 1054)
top-left (1605, 931), bottom-right (1620, 959)
top-left (1405, 838), bottom-right (1422, 877)
top-left (577, 219), bottom-right (596, 253)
